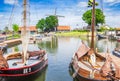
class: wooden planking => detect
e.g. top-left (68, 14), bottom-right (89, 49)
top-left (97, 53), bottom-right (120, 66)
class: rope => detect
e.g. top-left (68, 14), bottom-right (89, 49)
top-left (7, 0), bottom-right (17, 28)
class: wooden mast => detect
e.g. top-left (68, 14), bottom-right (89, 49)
top-left (23, 0), bottom-right (27, 34)
top-left (22, 0), bottom-right (27, 64)
top-left (90, 0), bottom-right (95, 50)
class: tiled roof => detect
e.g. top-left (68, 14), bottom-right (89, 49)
top-left (116, 28), bottom-right (120, 30)
top-left (19, 26), bottom-right (37, 31)
top-left (57, 26), bottom-right (70, 31)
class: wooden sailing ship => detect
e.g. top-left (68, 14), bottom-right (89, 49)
top-left (0, 0), bottom-right (48, 78)
top-left (70, 0), bottom-right (120, 81)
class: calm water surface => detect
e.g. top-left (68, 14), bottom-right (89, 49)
top-left (4, 36), bottom-right (119, 81)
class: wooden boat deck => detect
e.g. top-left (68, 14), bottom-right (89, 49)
top-left (7, 58), bottom-right (40, 68)
top-left (77, 61), bottom-right (108, 80)
top-left (4, 52), bottom-right (43, 69)
top-left (97, 52), bottom-right (120, 66)
top-left (78, 61), bottom-right (104, 72)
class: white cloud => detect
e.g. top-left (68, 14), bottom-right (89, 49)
top-left (0, 15), bottom-right (4, 18)
top-left (104, 11), bottom-right (120, 27)
top-left (104, 0), bottom-right (120, 6)
top-left (1, 0), bottom-right (120, 30)
top-left (4, 0), bottom-right (18, 5)
top-left (104, 0), bottom-right (116, 3)
top-left (77, 2), bottom-right (88, 8)
top-left (105, 15), bottom-right (120, 27)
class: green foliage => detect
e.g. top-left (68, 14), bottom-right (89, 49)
top-left (36, 18), bottom-right (45, 31)
top-left (73, 30), bottom-right (88, 32)
top-left (109, 27), bottom-right (115, 31)
top-left (14, 46), bottom-right (19, 52)
top-left (12, 24), bottom-right (19, 33)
top-left (99, 26), bottom-right (108, 32)
top-left (45, 16), bottom-right (58, 31)
top-left (82, 9), bottom-right (105, 26)
top-left (4, 26), bottom-right (10, 34)
top-left (99, 25), bottom-right (115, 32)
top-left (36, 16), bottom-right (58, 32)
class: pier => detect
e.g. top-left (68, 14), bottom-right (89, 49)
top-left (0, 38), bottom-right (21, 47)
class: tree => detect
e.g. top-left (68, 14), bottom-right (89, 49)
top-left (82, 9), bottom-right (105, 26)
top-left (45, 16), bottom-right (58, 32)
top-left (36, 18), bottom-right (46, 32)
top-left (4, 26), bottom-right (10, 34)
top-left (12, 24), bottom-right (19, 33)
top-left (36, 16), bottom-right (58, 32)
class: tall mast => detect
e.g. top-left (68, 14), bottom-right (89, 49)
top-left (90, 0), bottom-right (95, 50)
top-left (22, 0), bottom-right (28, 65)
top-left (23, 0), bottom-right (27, 34)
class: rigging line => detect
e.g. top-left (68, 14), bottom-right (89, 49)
top-left (34, 1), bottom-right (39, 21)
top-left (8, 0), bottom-right (17, 28)
top-left (29, 0), bottom-right (38, 23)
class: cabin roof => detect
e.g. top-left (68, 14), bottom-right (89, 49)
top-left (57, 26), bottom-right (71, 31)
top-left (19, 26), bottom-right (37, 31)
top-left (115, 28), bottom-right (120, 31)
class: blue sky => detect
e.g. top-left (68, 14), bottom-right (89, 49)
top-left (0, 0), bottom-right (120, 30)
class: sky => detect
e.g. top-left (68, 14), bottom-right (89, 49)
top-left (0, 0), bottom-right (120, 30)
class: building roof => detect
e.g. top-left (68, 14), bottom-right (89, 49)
top-left (57, 26), bottom-right (71, 31)
top-left (19, 26), bottom-right (37, 31)
top-left (116, 28), bottom-right (120, 30)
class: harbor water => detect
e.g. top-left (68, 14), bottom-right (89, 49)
top-left (4, 36), bottom-right (118, 81)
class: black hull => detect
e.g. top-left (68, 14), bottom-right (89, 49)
top-left (0, 64), bottom-right (48, 81)
top-left (69, 63), bottom-right (112, 81)
top-left (112, 51), bottom-right (120, 57)
top-left (97, 34), bottom-right (107, 40)
top-left (0, 59), bottom-right (48, 77)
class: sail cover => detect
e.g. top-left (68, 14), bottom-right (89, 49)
top-left (76, 42), bottom-right (90, 59)
top-left (112, 58), bottom-right (120, 78)
top-left (100, 54), bottom-right (112, 77)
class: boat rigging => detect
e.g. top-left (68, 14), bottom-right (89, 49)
top-left (0, 0), bottom-right (48, 79)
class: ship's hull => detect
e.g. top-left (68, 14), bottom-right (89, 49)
top-left (69, 62), bottom-right (112, 81)
top-left (112, 51), bottom-right (120, 57)
top-left (0, 59), bottom-right (48, 81)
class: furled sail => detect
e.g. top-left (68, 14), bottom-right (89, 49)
top-left (100, 54), bottom-right (112, 77)
top-left (112, 59), bottom-right (120, 78)
top-left (76, 41), bottom-right (90, 60)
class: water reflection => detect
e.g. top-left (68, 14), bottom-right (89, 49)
top-left (32, 67), bottom-right (47, 81)
top-left (3, 36), bottom-right (119, 81)
top-left (37, 36), bottom-right (58, 54)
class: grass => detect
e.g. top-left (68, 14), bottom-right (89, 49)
top-left (55, 31), bottom-right (104, 37)
top-left (55, 31), bottom-right (88, 37)
top-left (7, 34), bottom-right (21, 40)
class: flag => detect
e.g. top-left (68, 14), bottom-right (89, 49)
top-left (88, 0), bottom-right (93, 7)
top-left (89, 0), bottom-right (93, 3)
top-left (88, 0), bottom-right (98, 7)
